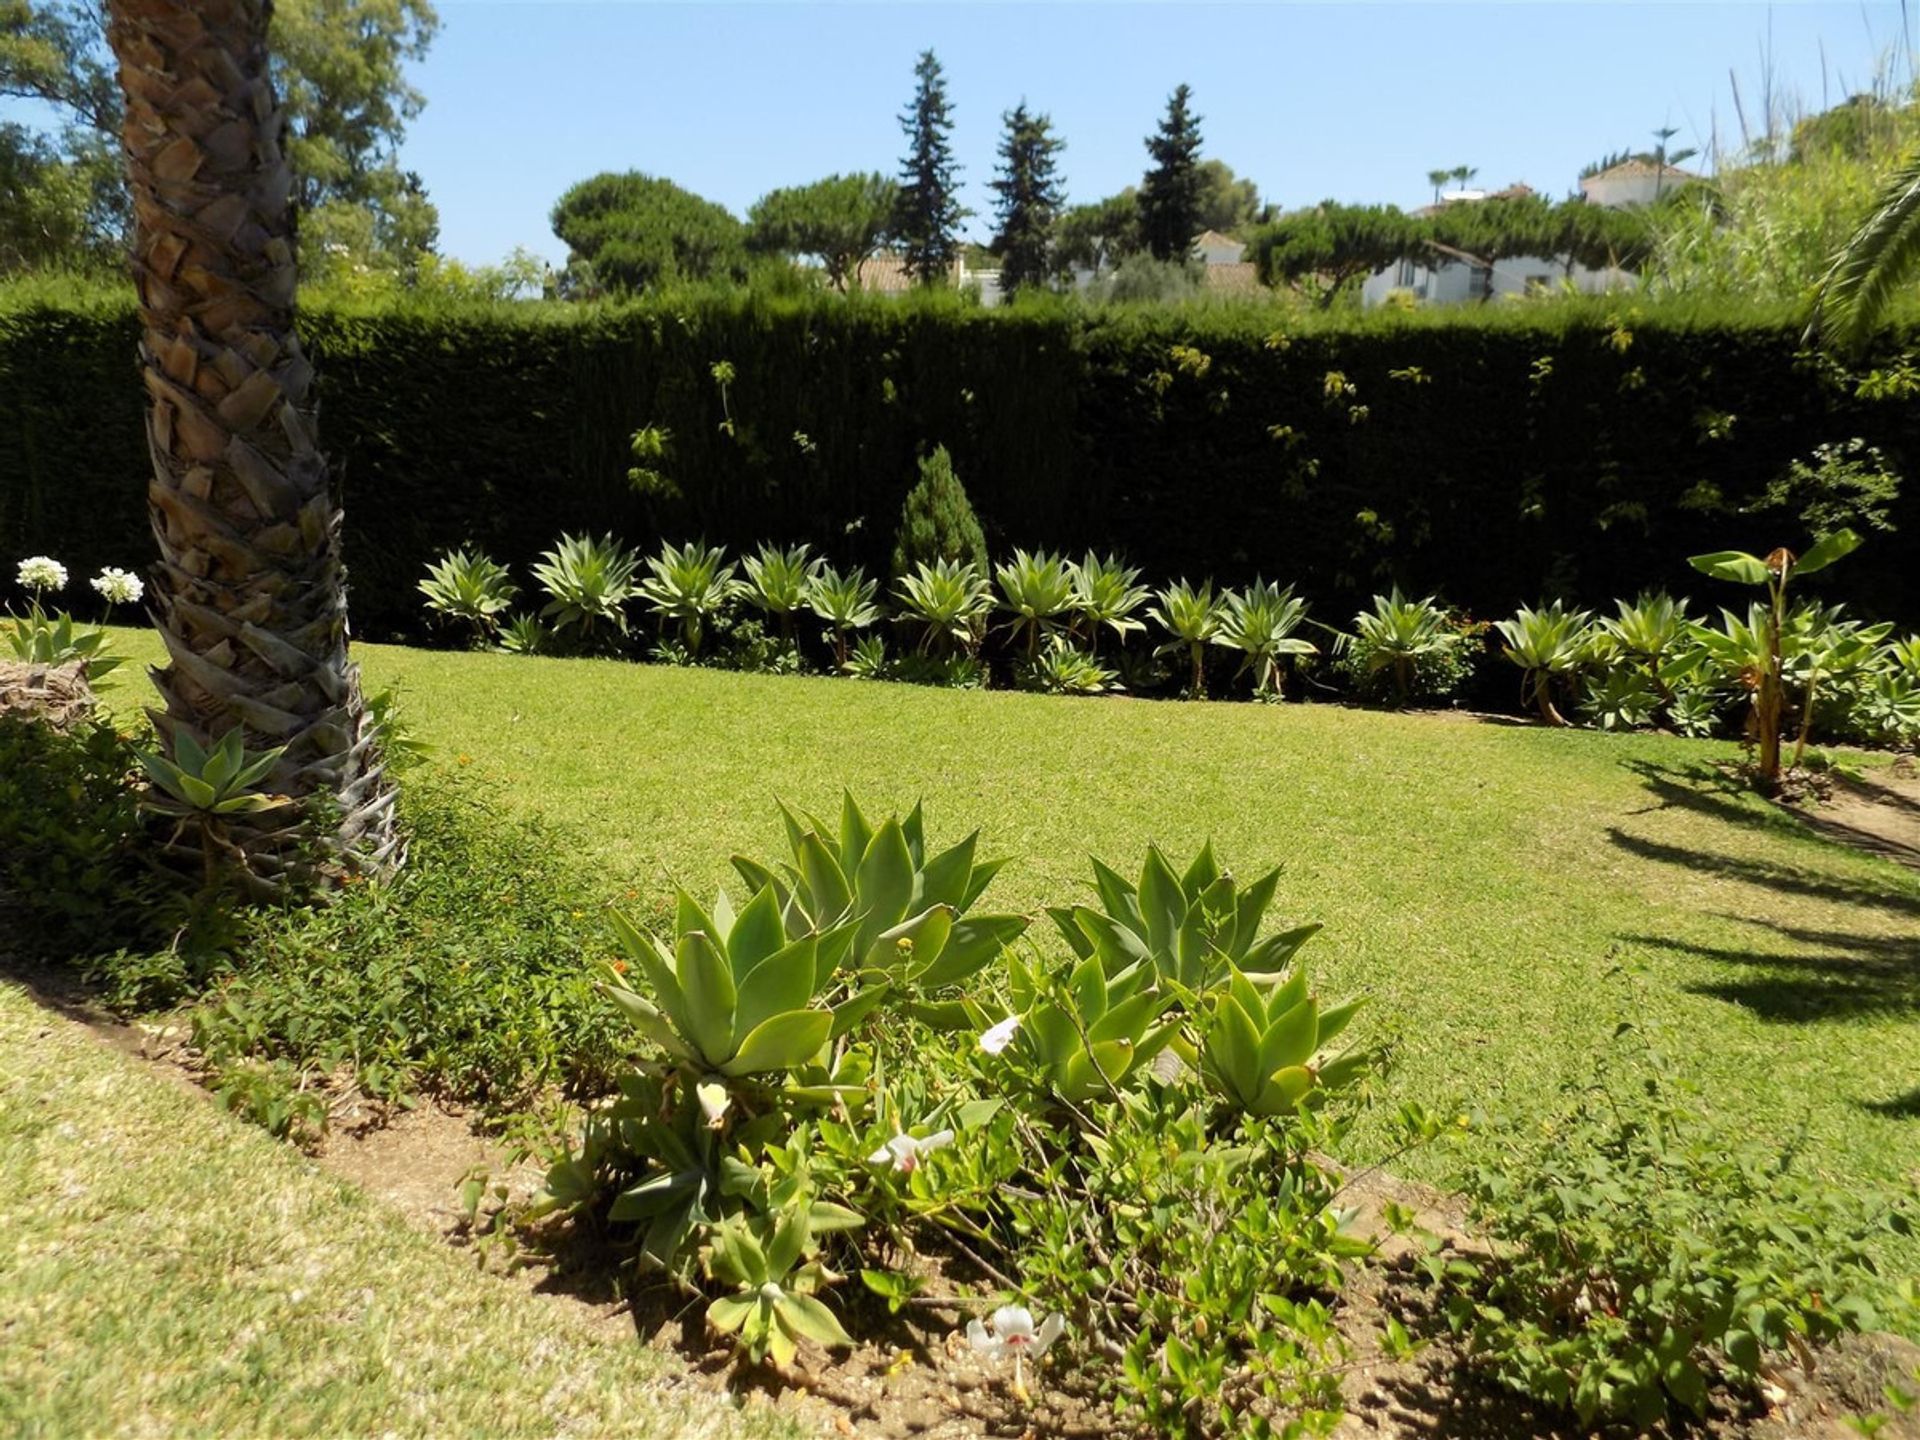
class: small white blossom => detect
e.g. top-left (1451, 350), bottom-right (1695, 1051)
top-left (15, 556), bottom-right (67, 594)
top-left (979, 1015), bottom-right (1020, 1055)
top-left (695, 1081), bottom-right (730, 1129)
top-left (90, 567), bottom-right (143, 606)
top-left (967, 1305), bottom-right (1065, 1360)
top-left (867, 1129), bottom-right (953, 1174)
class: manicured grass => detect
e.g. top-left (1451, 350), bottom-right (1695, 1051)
top-left (103, 631), bottom-right (1920, 1230)
top-left (0, 979), bottom-right (798, 1439)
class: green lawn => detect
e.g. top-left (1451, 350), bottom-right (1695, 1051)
top-left (0, 978), bottom-right (798, 1439)
top-left (106, 628), bottom-right (1920, 1209)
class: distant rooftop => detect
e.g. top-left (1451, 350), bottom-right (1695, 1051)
top-left (1579, 157), bottom-right (1703, 188)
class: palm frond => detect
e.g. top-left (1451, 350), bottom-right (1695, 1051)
top-left (1808, 145), bottom-right (1920, 350)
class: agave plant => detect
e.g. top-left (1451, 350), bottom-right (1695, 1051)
top-left (136, 728), bottom-right (294, 890)
top-left (1214, 580), bottom-right (1316, 698)
top-left (418, 547), bottom-right (517, 645)
top-left (845, 632), bottom-right (890, 680)
top-left (1049, 841), bottom-right (1318, 993)
top-left (895, 558), bottom-right (992, 655)
top-left (1784, 605), bottom-right (1892, 771)
top-left (742, 543), bottom-right (822, 645)
top-left (532, 533), bottom-right (641, 640)
top-left (804, 564), bottom-right (883, 670)
top-left (496, 612), bottom-right (546, 656)
top-left (1147, 579), bottom-right (1223, 698)
top-left (994, 548), bottom-right (1076, 659)
top-left (1597, 592), bottom-right (1691, 681)
top-left (730, 794), bottom-right (1029, 1016)
top-left (637, 540), bottom-right (741, 656)
top-left (601, 883), bottom-right (875, 1079)
top-left (1198, 963), bottom-right (1365, 1117)
top-left (994, 948), bottom-right (1181, 1104)
top-left (1344, 589), bottom-right (1458, 708)
top-left (1494, 601), bottom-right (1593, 726)
top-left (1854, 671), bottom-right (1920, 745)
top-left (1019, 634), bottom-right (1116, 695)
top-left (1580, 668), bottom-right (1661, 731)
top-left (1070, 552), bottom-right (1150, 655)
top-left (703, 1207), bottom-right (853, 1366)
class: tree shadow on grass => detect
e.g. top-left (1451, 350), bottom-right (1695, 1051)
top-left (1865, 1087), bottom-right (1920, 1119)
top-left (1620, 916), bottom-right (1919, 1022)
top-left (1606, 829), bottom-right (1920, 919)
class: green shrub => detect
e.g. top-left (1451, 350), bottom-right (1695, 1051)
top-left (889, 445), bottom-right (988, 578)
top-left (0, 716), bottom-right (165, 962)
top-left (1333, 590), bottom-right (1481, 707)
top-left (10, 288), bottom-right (1920, 638)
top-left (162, 772), bottom-right (627, 1111)
top-left (1440, 1028), bottom-right (1915, 1429)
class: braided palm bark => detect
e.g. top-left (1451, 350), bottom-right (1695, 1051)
top-left (109, 0), bottom-right (396, 888)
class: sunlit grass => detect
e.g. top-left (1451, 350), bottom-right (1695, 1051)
top-left (103, 627), bottom-right (1920, 1227)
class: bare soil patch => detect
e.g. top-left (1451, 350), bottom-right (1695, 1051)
top-left (1788, 758), bottom-right (1920, 870)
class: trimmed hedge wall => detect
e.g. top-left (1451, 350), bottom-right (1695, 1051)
top-left (4, 289), bottom-right (1918, 639)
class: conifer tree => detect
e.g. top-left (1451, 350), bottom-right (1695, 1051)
top-left (891, 446), bottom-right (988, 576)
top-left (989, 102), bottom-right (1066, 297)
top-left (1139, 83), bottom-right (1204, 262)
top-left (893, 49), bottom-right (967, 283)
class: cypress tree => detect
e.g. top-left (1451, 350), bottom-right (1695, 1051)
top-left (894, 49), bottom-right (967, 283)
top-left (989, 102), bottom-right (1066, 297)
top-left (1139, 83), bottom-right (1205, 262)
top-left (890, 445), bottom-right (988, 576)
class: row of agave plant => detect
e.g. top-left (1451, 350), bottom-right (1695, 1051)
top-left (418, 530), bottom-right (1919, 769)
top-left (420, 535), bottom-right (1333, 698)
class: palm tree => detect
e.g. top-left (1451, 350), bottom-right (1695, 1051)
top-left (106, 0), bottom-right (396, 893)
top-left (1807, 145), bottom-right (1920, 348)
top-left (1426, 168), bottom-right (1450, 203)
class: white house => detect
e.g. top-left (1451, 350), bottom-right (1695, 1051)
top-left (1578, 157), bottom-right (1701, 209)
top-left (1360, 162), bottom-right (1696, 309)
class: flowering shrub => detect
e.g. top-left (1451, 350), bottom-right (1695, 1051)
top-left (5, 552), bottom-right (125, 682)
top-left (539, 803), bottom-right (1394, 1436)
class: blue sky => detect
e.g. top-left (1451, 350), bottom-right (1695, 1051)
top-left (410, 1), bottom-right (1916, 267)
top-left (5, 2), bottom-right (1912, 266)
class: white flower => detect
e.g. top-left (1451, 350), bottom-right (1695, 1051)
top-left (695, 1081), bottom-right (730, 1129)
top-left (867, 1129), bottom-right (953, 1174)
top-left (967, 1305), bottom-right (1066, 1360)
top-left (90, 567), bottom-right (143, 606)
top-left (979, 1014), bottom-right (1020, 1055)
top-left (15, 556), bottom-right (67, 594)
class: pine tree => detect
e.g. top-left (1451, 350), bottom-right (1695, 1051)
top-left (989, 103), bottom-right (1066, 297)
top-left (891, 446), bottom-right (988, 576)
top-left (1138, 83), bottom-right (1205, 262)
top-left (893, 49), bottom-right (966, 283)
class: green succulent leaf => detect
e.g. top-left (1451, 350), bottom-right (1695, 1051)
top-left (722, 1009), bottom-right (832, 1076)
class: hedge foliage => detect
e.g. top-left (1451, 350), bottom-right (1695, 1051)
top-left (5, 283), bottom-right (1919, 637)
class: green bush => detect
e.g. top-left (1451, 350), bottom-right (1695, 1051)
top-left (0, 716), bottom-right (166, 962)
top-left (85, 771), bottom-right (629, 1112)
top-left (889, 444), bottom-right (989, 577)
top-left (12, 285), bottom-right (1919, 639)
top-left (1440, 1027), bottom-right (1915, 1428)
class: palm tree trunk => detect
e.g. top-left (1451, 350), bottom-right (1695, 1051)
top-left (108, 0), bottom-right (396, 892)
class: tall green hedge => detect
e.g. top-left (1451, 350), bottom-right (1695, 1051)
top-left (4, 286), bottom-right (1917, 638)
